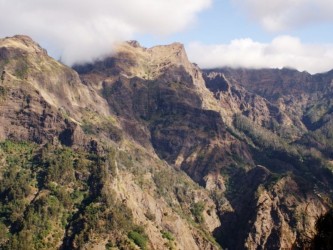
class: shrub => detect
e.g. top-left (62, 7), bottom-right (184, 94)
top-left (191, 201), bottom-right (205, 223)
top-left (128, 230), bottom-right (147, 249)
top-left (161, 230), bottom-right (174, 241)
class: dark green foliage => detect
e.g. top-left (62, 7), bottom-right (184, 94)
top-left (128, 230), bottom-right (148, 249)
top-left (234, 112), bottom-right (333, 192)
top-left (0, 140), bottom-right (146, 249)
top-left (153, 168), bottom-right (176, 196)
top-left (303, 99), bottom-right (333, 129)
top-left (191, 201), bottom-right (205, 223)
top-left (81, 121), bottom-right (122, 142)
top-left (300, 121), bottom-right (333, 157)
top-left (233, 114), bottom-right (288, 150)
top-left (0, 141), bottom-right (88, 249)
top-left (43, 147), bottom-right (75, 185)
top-left (161, 230), bottom-right (174, 241)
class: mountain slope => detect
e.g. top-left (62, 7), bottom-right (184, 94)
top-left (203, 67), bottom-right (333, 248)
top-left (206, 67), bottom-right (333, 157)
top-left (76, 41), bottom-right (333, 249)
top-left (0, 36), bottom-right (221, 250)
top-left (0, 35), bottom-right (332, 249)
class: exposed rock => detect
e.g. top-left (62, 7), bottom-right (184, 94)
top-left (1, 35), bottom-right (333, 250)
top-left (111, 171), bottom-right (220, 250)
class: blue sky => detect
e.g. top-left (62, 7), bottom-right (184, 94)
top-left (138, 0), bottom-right (333, 45)
top-left (1, 0), bottom-right (333, 73)
top-left (138, 1), bottom-right (271, 46)
top-left (184, 0), bottom-right (333, 73)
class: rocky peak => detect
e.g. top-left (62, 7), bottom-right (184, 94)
top-left (126, 40), bottom-right (142, 48)
top-left (148, 42), bottom-right (188, 66)
top-left (1, 35), bottom-right (47, 55)
top-left (1, 35), bottom-right (332, 250)
top-left (75, 40), bottom-right (218, 109)
top-left (113, 41), bottom-right (193, 79)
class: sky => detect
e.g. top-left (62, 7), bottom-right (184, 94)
top-left (0, 0), bottom-right (333, 73)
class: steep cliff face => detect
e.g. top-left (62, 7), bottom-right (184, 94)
top-left (208, 68), bottom-right (333, 129)
top-left (75, 41), bottom-right (253, 186)
top-left (76, 41), bottom-right (333, 249)
top-left (0, 36), bottom-right (222, 250)
top-left (0, 35), bottom-right (333, 250)
top-left (203, 71), bottom-right (305, 139)
top-left (206, 67), bottom-right (333, 158)
top-left (203, 67), bottom-right (333, 249)
top-left (0, 35), bottom-right (119, 148)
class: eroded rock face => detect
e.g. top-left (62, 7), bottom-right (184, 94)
top-left (75, 40), bottom-right (333, 250)
top-left (111, 171), bottom-right (221, 250)
top-left (0, 35), bottom-right (110, 147)
top-left (0, 73), bottom-right (68, 144)
top-left (244, 176), bottom-right (327, 249)
top-left (211, 67), bottom-right (333, 100)
top-left (203, 71), bottom-right (306, 139)
top-left (1, 35), bottom-right (333, 250)
top-left (77, 41), bottom-right (253, 186)
top-left (206, 67), bottom-right (333, 135)
top-left (0, 35), bottom-right (224, 250)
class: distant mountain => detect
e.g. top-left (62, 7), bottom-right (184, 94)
top-left (205, 67), bottom-right (333, 156)
top-left (0, 35), bottom-right (332, 249)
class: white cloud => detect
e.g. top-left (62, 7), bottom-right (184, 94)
top-left (187, 36), bottom-right (333, 73)
top-left (0, 0), bottom-right (211, 65)
top-left (233, 0), bottom-right (333, 31)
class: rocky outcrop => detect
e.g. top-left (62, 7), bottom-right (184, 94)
top-left (0, 35), bottom-right (223, 250)
top-left (212, 165), bottom-right (331, 249)
top-left (76, 41), bottom-right (253, 186)
top-left (244, 176), bottom-right (327, 249)
top-left (203, 71), bottom-right (306, 139)
top-left (75, 40), bottom-right (333, 250)
top-left (203, 67), bottom-right (333, 249)
top-left (0, 35), bottom-right (111, 146)
top-left (1, 35), bottom-right (333, 250)
top-left (207, 67), bottom-right (333, 130)
top-left (111, 171), bottom-right (220, 250)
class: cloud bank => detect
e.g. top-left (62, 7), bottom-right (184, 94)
top-left (0, 0), bottom-right (211, 65)
top-left (233, 0), bottom-right (333, 31)
top-left (187, 36), bottom-right (333, 74)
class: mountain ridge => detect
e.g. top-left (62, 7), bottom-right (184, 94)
top-left (0, 35), bottom-right (332, 249)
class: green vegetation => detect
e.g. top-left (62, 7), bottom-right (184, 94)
top-left (0, 140), bottom-right (146, 249)
top-left (161, 230), bottom-right (174, 241)
top-left (128, 229), bottom-right (148, 249)
top-left (191, 201), bottom-right (205, 224)
top-left (233, 113), bottom-right (289, 150)
top-left (81, 119), bottom-right (122, 142)
top-left (304, 99), bottom-right (333, 126)
top-left (234, 113), bottom-right (332, 173)
top-left (161, 230), bottom-right (175, 250)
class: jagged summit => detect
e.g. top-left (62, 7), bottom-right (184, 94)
top-left (74, 40), bottom-right (194, 80)
top-left (0, 35), bottom-right (333, 249)
top-left (126, 40), bottom-right (142, 48)
top-left (1, 35), bottom-right (47, 55)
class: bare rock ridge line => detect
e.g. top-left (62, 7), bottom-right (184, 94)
top-left (0, 35), bottom-right (333, 249)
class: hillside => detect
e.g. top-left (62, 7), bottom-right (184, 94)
top-left (0, 35), bottom-right (332, 249)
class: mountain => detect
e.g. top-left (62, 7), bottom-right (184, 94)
top-left (205, 67), bottom-right (333, 156)
top-left (0, 35), bottom-right (332, 249)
